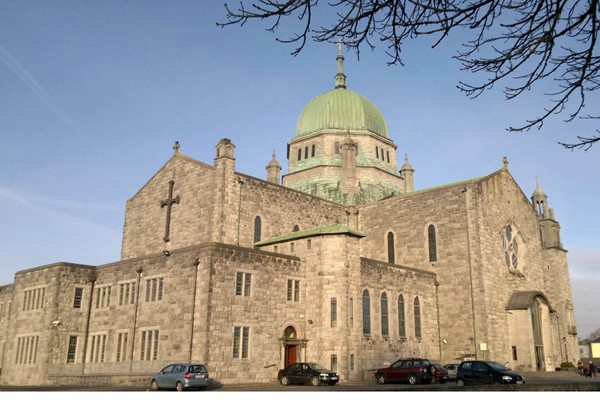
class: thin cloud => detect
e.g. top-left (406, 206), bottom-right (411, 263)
top-left (0, 43), bottom-right (73, 125)
top-left (0, 185), bottom-right (31, 206)
top-left (0, 184), bottom-right (118, 212)
top-left (568, 248), bottom-right (600, 278)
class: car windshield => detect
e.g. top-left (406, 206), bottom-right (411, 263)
top-left (487, 361), bottom-right (510, 371)
top-left (307, 363), bottom-right (327, 371)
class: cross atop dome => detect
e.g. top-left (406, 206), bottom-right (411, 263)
top-left (335, 40), bottom-right (347, 89)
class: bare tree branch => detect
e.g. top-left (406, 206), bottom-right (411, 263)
top-left (218, 0), bottom-right (600, 150)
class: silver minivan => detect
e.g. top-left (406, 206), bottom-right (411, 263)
top-left (150, 363), bottom-right (209, 391)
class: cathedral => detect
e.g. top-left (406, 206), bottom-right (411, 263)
top-left (0, 48), bottom-right (579, 387)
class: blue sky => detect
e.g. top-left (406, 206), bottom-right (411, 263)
top-left (1, 1), bottom-right (599, 339)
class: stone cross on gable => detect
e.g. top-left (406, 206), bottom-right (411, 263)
top-left (160, 180), bottom-right (180, 242)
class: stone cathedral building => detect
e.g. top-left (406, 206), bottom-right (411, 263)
top-left (0, 48), bottom-right (579, 387)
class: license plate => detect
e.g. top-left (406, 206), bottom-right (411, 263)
top-left (331, 376), bottom-right (338, 380)
top-left (516, 381), bottom-right (524, 384)
top-left (195, 374), bottom-right (205, 379)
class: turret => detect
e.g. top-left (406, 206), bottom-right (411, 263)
top-left (400, 154), bottom-right (415, 193)
top-left (340, 134), bottom-right (358, 205)
top-left (531, 177), bottom-right (563, 249)
top-left (531, 177), bottom-right (549, 219)
top-left (266, 150), bottom-right (281, 184)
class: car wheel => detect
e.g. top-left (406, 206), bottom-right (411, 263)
top-left (376, 374), bottom-right (387, 384)
top-left (408, 374), bottom-right (418, 385)
top-left (280, 376), bottom-right (290, 386)
top-left (456, 379), bottom-right (465, 387)
top-left (176, 381), bottom-right (184, 392)
top-left (328, 382), bottom-right (337, 386)
top-left (310, 376), bottom-right (320, 386)
top-left (150, 380), bottom-right (159, 391)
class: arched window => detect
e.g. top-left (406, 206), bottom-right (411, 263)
top-left (311, 144), bottom-right (315, 157)
top-left (330, 298), bottom-right (337, 328)
top-left (297, 148), bottom-right (301, 161)
top-left (398, 294), bottom-right (406, 337)
top-left (386, 151), bottom-right (390, 163)
top-left (292, 225), bottom-right (300, 232)
top-left (414, 296), bottom-right (422, 339)
top-left (253, 216), bottom-right (261, 248)
top-left (330, 354), bottom-right (338, 371)
top-left (304, 146), bottom-right (308, 159)
top-left (501, 225), bottom-right (520, 270)
top-left (381, 292), bottom-right (389, 336)
top-left (387, 232), bottom-right (395, 264)
top-left (362, 289), bottom-right (371, 335)
top-left (375, 146), bottom-right (379, 159)
top-left (428, 225), bottom-right (437, 262)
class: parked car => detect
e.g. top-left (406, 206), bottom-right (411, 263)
top-left (375, 358), bottom-right (433, 385)
top-left (432, 364), bottom-right (449, 383)
top-left (277, 362), bottom-right (339, 386)
top-left (444, 363), bottom-right (459, 381)
top-left (456, 360), bottom-right (525, 386)
top-left (150, 363), bottom-right (210, 391)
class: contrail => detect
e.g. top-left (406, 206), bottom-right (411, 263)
top-left (0, 43), bottom-right (73, 125)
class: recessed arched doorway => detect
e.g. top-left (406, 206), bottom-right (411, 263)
top-left (281, 326), bottom-right (307, 367)
top-left (506, 291), bottom-right (554, 371)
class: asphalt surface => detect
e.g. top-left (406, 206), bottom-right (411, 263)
top-left (0, 371), bottom-right (599, 391)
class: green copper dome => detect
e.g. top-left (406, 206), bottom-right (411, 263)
top-left (295, 88), bottom-right (389, 139)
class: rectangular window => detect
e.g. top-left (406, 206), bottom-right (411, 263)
top-left (116, 332), bottom-right (129, 362)
top-left (145, 278), bottom-right (164, 302)
top-left (233, 326), bottom-right (250, 359)
top-left (330, 354), bottom-right (337, 371)
top-left (307, 239), bottom-right (311, 250)
top-left (350, 354), bottom-right (355, 371)
top-left (117, 281), bottom-right (135, 305)
top-left (244, 273), bottom-right (251, 297)
top-left (235, 272), bottom-right (243, 295)
top-left (290, 242), bottom-right (294, 252)
top-left (375, 146), bottom-right (379, 159)
top-left (330, 298), bottom-right (337, 328)
top-left (88, 334), bottom-right (107, 363)
top-left (95, 286), bottom-right (112, 309)
top-left (67, 336), bottom-right (77, 364)
top-left (235, 272), bottom-right (252, 297)
top-left (512, 346), bottom-right (518, 361)
top-left (0, 303), bottom-right (4, 322)
top-left (287, 279), bottom-right (300, 302)
top-left (233, 327), bottom-right (240, 358)
top-left (294, 280), bottom-right (300, 302)
top-left (15, 335), bottom-right (39, 364)
top-left (22, 288), bottom-right (45, 311)
top-left (140, 329), bottom-right (159, 361)
top-left (73, 288), bottom-right (84, 309)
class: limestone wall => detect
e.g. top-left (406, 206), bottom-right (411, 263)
top-left (121, 155), bottom-right (216, 260)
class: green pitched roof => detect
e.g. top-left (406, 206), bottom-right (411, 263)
top-left (255, 223), bottom-right (366, 246)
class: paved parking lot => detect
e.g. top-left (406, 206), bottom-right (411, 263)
top-left (1, 371), bottom-right (599, 391)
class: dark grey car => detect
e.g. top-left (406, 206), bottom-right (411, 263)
top-left (456, 360), bottom-right (525, 386)
top-left (150, 363), bottom-right (209, 391)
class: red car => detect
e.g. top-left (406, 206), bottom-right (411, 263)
top-left (432, 364), bottom-right (449, 383)
top-left (375, 358), bottom-right (433, 385)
